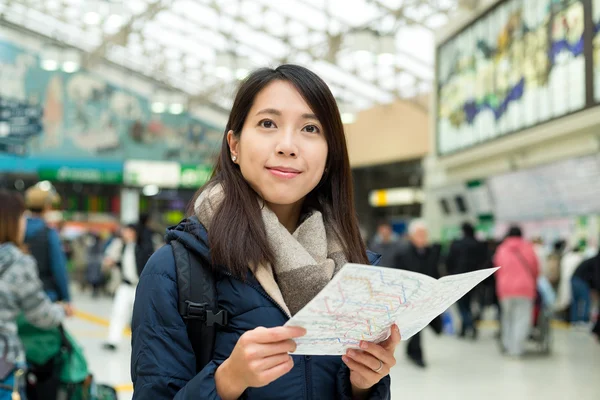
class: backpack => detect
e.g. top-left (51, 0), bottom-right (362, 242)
top-left (24, 226), bottom-right (59, 297)
top-left (171, 240), bottom-right (228, 373)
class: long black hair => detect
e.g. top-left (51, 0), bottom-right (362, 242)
top-left (191, 64), bottom-right (368, 278)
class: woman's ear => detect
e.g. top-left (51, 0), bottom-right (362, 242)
top-left (227, 130), bottom-right (239, 162)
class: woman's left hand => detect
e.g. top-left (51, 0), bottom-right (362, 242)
top-left (342, 324), bottom-right (401, 391)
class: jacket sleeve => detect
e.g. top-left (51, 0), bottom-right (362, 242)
top-left (15, 255), bottom-right (65, 329)
top-left (47, 228), bottom-right (71, 302)
top-left (336, 363), bottom-right (391, 400)
top-left (131, 246), bottom-right (224, 400)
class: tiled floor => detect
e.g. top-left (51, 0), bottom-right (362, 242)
top-left (67, 289), bottom-right (600, 400)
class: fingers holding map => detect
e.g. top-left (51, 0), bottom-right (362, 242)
top-left (284, 264), bottom-right (499, 355)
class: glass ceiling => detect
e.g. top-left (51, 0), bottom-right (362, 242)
top-left (0, 0), bottom-right (460, 113)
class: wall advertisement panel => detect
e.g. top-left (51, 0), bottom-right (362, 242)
top-left (0, 39), bottom-right (223, 171)
top-left (437, 0), bottom-right (592, 155)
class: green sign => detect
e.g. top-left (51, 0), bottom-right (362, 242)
top-left (179, 165), bottom-right (212, 188)
top-left (38, 167), bottom-right (123, 184)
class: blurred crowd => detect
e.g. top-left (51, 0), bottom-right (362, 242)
top-left (0, 182), bottom-right (164, 361)
top-left (369, 219), bottom-right (600, 367)
top-left (1, 180), bottom-right (598, 385)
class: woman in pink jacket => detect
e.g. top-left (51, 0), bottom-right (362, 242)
top-left (493, 226), bottom-right (539, 357)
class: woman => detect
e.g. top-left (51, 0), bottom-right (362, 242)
top-left (494, 225), bottom-right (539, 357)
top-left (131, 65), bottom-right (399, 399)
top-left (0, 190), bottom-right (70, 398)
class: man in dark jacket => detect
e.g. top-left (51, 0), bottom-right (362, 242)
top-left (394, 220), bottom-right (440, 368)
top-left (570, 251), bottom-right (600, 325)
top-left (445, 222), bottom-right (487, 339)
top-left (23, 183), bottom-right (72, 310)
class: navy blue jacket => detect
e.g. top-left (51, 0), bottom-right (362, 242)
top-left (131, 218), bottom-right (391, 400)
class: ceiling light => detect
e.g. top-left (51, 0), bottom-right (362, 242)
top-left (168, 93), bottom-right (187, 115)
top-left (61, 49), bottom-right (81, 73)
top-left (40, 47), bottom-right (61, 71)
top-left (215, 52), bottom-right (253, 81)
top-left (105, 14), bottom-right (124, 30)
top-left (169, 104), bottom-right (184, 115)
top-left (151, 102), bottom-right (166, 113)
top-left (355, 50), bottom-right (373, 60)
top-left (62, 62), bottom-right (79, 73)
top-left (83, 11), bottom-right (101, 25)
top-left (41, 60), bottom-right (59, 71)
top-left (378, 53), bottom-right (395, 65)
top-left (142, 185), bottom-right (160, 197)
top-left (341, 112), bottom-right (356, 124)
top-left (46, 0), bottom-right (60, 11)
top-left (236, 68), bottom-right (249, 80)
top-left (215, 66), bottom-right (230, 79)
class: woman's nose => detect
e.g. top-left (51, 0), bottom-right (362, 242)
top-left (275, 130), bottom-right (298, 157)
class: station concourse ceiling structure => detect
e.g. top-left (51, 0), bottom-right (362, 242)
top-left (0, 0), bottom-right (479, 114)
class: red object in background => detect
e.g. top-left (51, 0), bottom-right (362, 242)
top-left (147, 119), bottom-right (165, 135)
top-left (111, 195), bottom-right (120, 214)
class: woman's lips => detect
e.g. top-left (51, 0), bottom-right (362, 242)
top-left (267, 167), bottom-right (301, 179)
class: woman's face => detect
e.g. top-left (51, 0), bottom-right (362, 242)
top-left (228, 80), bottom-right (328, 209)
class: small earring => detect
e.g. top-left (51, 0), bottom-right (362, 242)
top-left (232, 155), bottom-right (237, 162)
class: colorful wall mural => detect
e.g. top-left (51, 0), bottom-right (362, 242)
top-left (437, 0), bottom-right (588, 155)
top-left (593, 0), bottom-right (600, 100)
top-left (0, 39), bottom-right (224, 171)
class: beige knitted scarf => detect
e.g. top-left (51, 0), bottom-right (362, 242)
top-left (194, 184), bottom-right (348, 316)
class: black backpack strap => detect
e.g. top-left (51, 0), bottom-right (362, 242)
top-left (172, 240), bottom-right (228, 373)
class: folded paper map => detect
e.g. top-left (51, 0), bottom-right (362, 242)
top-left (284, 264), bottom-right (499, 355)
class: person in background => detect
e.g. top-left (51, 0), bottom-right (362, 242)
top-left (395, 219), bottom-right (440, 368)
top-left (69, 232), bottom-right (91, 291)
top-left (555, 241), bottom-right (586, 319)
top-left (532, 237), bottom-right (548, 280)
top-left (0, 190), bottom-right (71, 398)
top-left (136, 214), bottom-right (157, 266)
top-left (477, 239), bottom-right (501, 337)
top-left (493, 226), bottom-right (539, 358)
top-left (446, 222), bottom-right (486, 339)
top-left (369, 220), bottom-right (401, 269)
top-left (570, 250), bottom-right (600, 326)
top-left (23, 183), bottom-right (72, 311)
top-left (546, 240), bottom-right (565, 292)
top-left (593, 314), bottom-right (600, 343)
top-left (103, 224), bottom-right (144, 351)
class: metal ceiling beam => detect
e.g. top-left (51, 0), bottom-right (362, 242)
top-left (203, 0), bottom-right (400, 97)
top-left (84, 0), bottom-right (173, 68)
top-left (166, 7), bottom-right (395, 106)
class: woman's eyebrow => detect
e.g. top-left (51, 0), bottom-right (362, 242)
top-left (302, 113), bottom-right (318, 120)
top-left (256, 108), bottom-right (318, 121)
top-left (256, 108), bottom-right (281, 116)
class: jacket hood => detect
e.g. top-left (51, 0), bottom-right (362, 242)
top-left (165, 216), bottom-right (211, 261)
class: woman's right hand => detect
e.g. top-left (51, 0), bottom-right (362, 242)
top-left (215, 326), bottom-right (306, 399)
